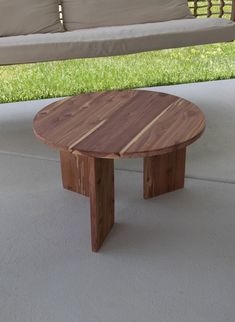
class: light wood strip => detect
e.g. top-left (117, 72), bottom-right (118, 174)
top-left (125, 99), bottom-right (205, 157)
top-left (68, 119), bottom-right (107, 151)
top-left (119, 99), bottom-right (181, 156)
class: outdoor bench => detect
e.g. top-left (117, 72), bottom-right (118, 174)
top-left (0, 0), bottom-right (235, 66)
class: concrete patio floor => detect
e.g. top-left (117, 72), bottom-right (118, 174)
top-left (0, 80), bottom-right (235, 322)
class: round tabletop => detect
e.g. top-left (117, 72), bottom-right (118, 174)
top-left (33, 90), bottom-right (205, 159)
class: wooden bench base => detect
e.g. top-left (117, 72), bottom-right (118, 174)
top-left (60, 149), bottom-right (186, 252)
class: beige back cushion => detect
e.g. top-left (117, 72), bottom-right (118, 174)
top-left (62, 0), bottom-right (193, 30)
top-left (0, 0), bottom-right (63, 37)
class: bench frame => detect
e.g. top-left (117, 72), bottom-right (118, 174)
top-left (188, 0), bottom-right (235, 21)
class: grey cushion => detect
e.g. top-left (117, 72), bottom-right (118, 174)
top-left (61, 0), bottom-right (193, 30)
top-left (0, 18), bottom-right (235, 65)
top-left (0, 0), bottom-right (63, 37)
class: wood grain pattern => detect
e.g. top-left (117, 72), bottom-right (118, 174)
top-left (33, 90), bottom-right (205, 159)
top-left (144, 148), bottom-right (186, 198)
top-left (60, 151), bottom-right (90, 196)
top-left (89, 158), bottom-right (114, 252)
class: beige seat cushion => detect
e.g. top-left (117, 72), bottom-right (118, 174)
top-left (0, 18), bottom-right (235, 65)
top-left (0, 0), bottom-right (63, 37)
top-left (61, 0), bottom-right (193, 30)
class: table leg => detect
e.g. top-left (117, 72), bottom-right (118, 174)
top-left (89, 158), bottom-right (114, 252)
top-left (144, 148), bottom-right (186, 199)
top-left (60, 151), bottom-right (90, 196)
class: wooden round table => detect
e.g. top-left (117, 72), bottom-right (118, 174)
top-left (33, 90), bottom-right (205, 252)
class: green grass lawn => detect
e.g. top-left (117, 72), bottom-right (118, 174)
top-left (0, 42), bottom-right (235, 103)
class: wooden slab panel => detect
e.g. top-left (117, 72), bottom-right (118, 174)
top-left (144, 148), bottom-right (186, 198)
top-left (89, 158), bottom-right (114, 252)
top-left (60, 151), bottom-right (90, 196)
